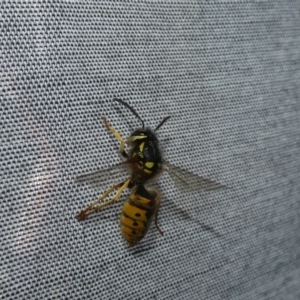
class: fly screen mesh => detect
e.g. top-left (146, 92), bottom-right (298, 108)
top-left (1, 1), bottom-right (300, 299)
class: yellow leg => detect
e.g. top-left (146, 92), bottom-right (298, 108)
top-left (102, 117), bottom-right (127, 158)
top-left (77, 178), bottom-right (132, 221)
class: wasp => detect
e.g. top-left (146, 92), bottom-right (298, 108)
top-left (76, 98), bottom-right (224, 246)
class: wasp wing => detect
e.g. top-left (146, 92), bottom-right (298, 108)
top-left (76, 162), bottom-right (130, 188)
top-left (163, 162), bottom-right (227, 237)
top-left (164, 161), bottom-right (226, 192)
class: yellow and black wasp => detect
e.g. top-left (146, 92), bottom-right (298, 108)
top-left (76, 98), bottom-right (225, 246)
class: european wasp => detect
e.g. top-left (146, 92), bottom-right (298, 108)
top-left (76, 98), bottom-right (224, 246)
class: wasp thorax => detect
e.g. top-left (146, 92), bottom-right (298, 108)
top-left (127, 129), bottom-right (163, 185)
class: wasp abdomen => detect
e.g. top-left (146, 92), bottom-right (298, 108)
top-left (120, 186), bottom-right (159, 246)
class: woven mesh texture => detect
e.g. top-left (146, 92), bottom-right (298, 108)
top-left (1, 1), bottom-right (300, 299)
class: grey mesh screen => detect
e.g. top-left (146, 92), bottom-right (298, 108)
top-left (1, 1), bottom-right (300, 299)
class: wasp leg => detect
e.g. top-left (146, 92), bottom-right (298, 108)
top-left (154, 198), bottom-right (164, 236)
top-left (77, 178), bottom-right (132, 221)
top-left (102, 117), bottom-right (128, 158)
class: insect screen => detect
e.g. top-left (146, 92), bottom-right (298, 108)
top-left (1, 2), bottom-right (300, 299)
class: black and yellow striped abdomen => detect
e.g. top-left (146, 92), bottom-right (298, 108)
top-left (120, 185), bottom-right (160, 246)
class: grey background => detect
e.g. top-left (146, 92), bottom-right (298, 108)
top-left (1, 1), bottom-right (300, 299)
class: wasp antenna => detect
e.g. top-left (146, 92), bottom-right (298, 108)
top-left (113, 98), bottom-right (145, 129)
top-left (155, 116), bottom-right (171, 131)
